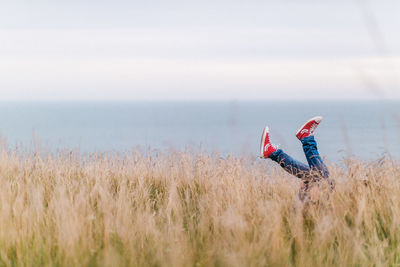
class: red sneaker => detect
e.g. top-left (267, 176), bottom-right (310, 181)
top-left (295, 116), bottom-right (323, 140)
top-left (260, 126), bottom-right (278, 158)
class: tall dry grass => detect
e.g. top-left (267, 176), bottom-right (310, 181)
top-left (0, 145), bottom-right (399, 266)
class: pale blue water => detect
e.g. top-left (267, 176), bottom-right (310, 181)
top-left (0, 101), bottom-right (399, 163)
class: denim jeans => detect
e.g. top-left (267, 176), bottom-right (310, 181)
top-left (269, 136), bottom-right (329, 181)
top-left (269, 136), bottom-right (331, 201)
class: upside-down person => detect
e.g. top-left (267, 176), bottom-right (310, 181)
top-left (260, 116), bottom-right (334, 202)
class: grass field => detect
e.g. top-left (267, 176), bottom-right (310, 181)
top-left (0, 147), bottom-right (399, 266)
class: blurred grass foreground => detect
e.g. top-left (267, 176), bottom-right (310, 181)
top-left (0, 147), bottom-right (400, 266)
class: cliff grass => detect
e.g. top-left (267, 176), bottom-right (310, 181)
top-left (0, 147), bottom-right (399, 266)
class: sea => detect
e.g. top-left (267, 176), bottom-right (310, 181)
top-left (0, 100), bottom-right (399, 163)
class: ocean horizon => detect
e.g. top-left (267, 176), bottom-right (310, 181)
top-left (0, 100), bottom-right (399, 163)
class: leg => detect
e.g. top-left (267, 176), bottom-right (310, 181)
top-left (269, 149), bottom-right (310, 180)
top-left (301, 136), bottom-right (329, 179)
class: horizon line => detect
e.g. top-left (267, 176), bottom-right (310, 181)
top-left (0, 98), bottom-right (398, 103)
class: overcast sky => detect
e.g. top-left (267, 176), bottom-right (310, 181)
top-left (0, 0), bottom-right (399, 101)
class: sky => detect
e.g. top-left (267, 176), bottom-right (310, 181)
top-left (0, 0), bottom-right (399, 101)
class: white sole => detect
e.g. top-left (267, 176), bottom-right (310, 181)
top-left (295, 116), bottom-right (323, 137)
top-left (260, 126), bottom-right (269, 158)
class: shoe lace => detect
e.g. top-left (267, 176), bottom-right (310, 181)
top-left (310, 123), bottom-right (318, 134)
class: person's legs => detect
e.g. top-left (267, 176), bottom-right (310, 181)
top-left (260, 116), bottom-right (332, 202)
top-left (301, 136), bottom-right (329, 179)
top-left (269, 149), bottom-right (310, 180)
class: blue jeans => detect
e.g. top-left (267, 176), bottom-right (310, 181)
top-left (269, 136), bottom-right (329, 181)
